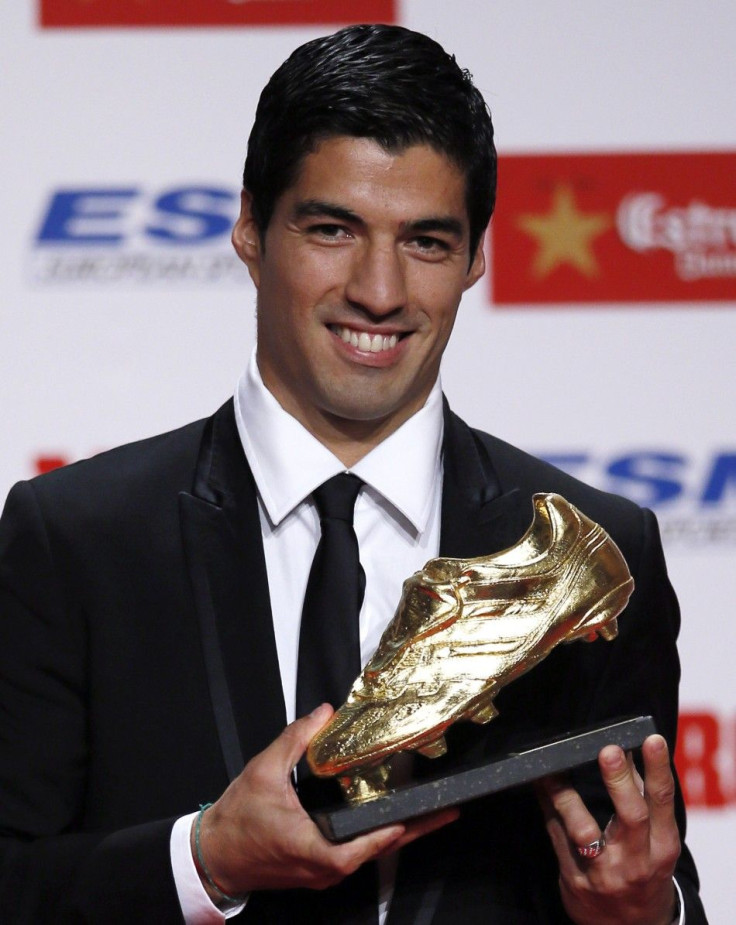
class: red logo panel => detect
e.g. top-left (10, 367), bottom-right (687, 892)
top-left (676, 711), bottom-right (736, 808)
top-left (492, 152), bottom-right (736, 305)
top-left (39, 0), bottom-right (395, 28)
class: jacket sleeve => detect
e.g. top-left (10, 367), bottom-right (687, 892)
top-left (0, 480), bottom-right (185, 924)
top-left (583, 506), bottom-right (707, 925)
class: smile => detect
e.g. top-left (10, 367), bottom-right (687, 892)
top-left (330, 325), bottom-right (400, 354)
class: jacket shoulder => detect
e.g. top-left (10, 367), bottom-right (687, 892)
top-left (468, 423), bottom-right (644, 527)
top-left (6, 412), bottom-right (216, 527)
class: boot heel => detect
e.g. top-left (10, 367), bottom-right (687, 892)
top-left (597, 617), bottom-right (618, 641)
top-left (576, 579), bottom-right (633, 642)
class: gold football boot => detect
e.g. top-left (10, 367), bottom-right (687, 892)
top-left (306, 493), bottom-right (635, 803)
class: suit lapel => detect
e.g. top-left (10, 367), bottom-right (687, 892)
top-left (439, 400), bottom-right (529, 559)
top-left (179, 401), bottom-right (286, 781)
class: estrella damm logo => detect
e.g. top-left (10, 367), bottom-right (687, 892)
top-left (492, 152), bottom-right (736, 305)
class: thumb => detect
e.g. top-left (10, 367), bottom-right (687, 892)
top-left (269, 703), bottom-right (335, 775)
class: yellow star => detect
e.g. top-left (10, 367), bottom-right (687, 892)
top-left (516, 185), bottom-right (611, 278)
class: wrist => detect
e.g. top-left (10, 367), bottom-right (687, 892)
top-left (190, 803), bottom-right (247, 906)
top-left (655, 878), bottom-right (681, 925)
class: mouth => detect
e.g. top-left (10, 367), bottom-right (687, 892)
top-left (329, 324), bottom-right (403, 355)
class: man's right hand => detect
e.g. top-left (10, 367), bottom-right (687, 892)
top-left (191, 703), bottom-right (458, 900)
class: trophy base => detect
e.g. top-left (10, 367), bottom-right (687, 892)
top-left (311, 715), bottom-right (656, 842)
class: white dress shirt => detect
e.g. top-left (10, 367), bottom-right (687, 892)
top-left (172, 350), bottom-right (444, 922)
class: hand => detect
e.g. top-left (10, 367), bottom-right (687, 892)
top-left (539, 734), bottom-right (681, 925)
top-left (192, 703), bottom-right (458, 899)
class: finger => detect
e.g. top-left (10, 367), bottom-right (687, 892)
top-left (322, 805), bottom-right (461, 870)
top-left (378, 807), bottom-right (460, 856)
top-left (327, 823), bottom-right (406, 872)
top-left (539, 774), bottom-right (602, 851)
top-left (267, 703), bottom-right (335, 776)
top-left (641, 735), bottom-right (679, 852)
top-left (598, 753), bottom-right (643, 845)
top-left (536, 785), bottom-right (585, 878)
top-left (598, 745), bottom-right (649, 855)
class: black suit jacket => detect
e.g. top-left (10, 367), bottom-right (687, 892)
top-left (0, 400), bottom-right (707, 923)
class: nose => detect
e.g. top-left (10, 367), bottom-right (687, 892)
top-left (344, 241), bottom-right (407, 317)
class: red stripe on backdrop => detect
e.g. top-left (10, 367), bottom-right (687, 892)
top-left (39, 0), bottom-right (396, 28)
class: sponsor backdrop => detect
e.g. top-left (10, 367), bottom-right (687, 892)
top-left (2, 1), bottom-right (735, 917)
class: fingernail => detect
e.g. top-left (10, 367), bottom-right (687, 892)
top-left (602, 746), bottom-right (625, 768)
top-left (650, 734), bottom-right (667, 754)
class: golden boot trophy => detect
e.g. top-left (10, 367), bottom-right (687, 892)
top-left (307, 493), bottom-right (635, 804)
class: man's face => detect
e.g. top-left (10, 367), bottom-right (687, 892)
top-left (233, 136), bottom-right (485, 451)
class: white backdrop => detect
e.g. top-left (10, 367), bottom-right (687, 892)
top-left (2, 2), bottom-right (735, 918)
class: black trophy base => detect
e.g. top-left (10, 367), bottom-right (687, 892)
top-left (311, 715), bottom-right (656, 842)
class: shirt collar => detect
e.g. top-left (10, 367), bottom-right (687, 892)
top-left (233, 350), bottom-right (444, 533)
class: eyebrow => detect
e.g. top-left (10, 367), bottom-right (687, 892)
top-left (293, 200), bottom-right (360, 224)
top-left (407, 216), bottom-right (464, 238)
top-left (293, 199), bottom-right (465, 239)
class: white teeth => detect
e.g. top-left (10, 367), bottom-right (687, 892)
top-left (334, 325), bottom-right (399, 353)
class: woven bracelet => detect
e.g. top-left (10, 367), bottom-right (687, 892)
top-left (193, 802), bottom-right (245, 905)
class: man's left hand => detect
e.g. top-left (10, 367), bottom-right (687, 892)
top-left (539, 734), bottom-right (681, 925)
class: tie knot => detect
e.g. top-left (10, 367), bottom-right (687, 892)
top-left (313, 473), bottom-right (363, 524)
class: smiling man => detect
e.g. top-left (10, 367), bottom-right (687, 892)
top-left (0, 24), bottom-right (707, 925)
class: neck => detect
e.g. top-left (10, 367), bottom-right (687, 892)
top-left (266, 387), bottom-right (425, 468)
top-left (308, 415), bottom-right (408, 468)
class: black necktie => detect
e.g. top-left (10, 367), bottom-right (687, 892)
top-left (296, 473), bottom-right (366, 720)
top-left (248, 473), bottom-right (377, 923)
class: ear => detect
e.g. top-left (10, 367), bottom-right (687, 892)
top-left (232, 190), bottom-right (262, 289)
top-left (463, 229), bottom-right (487, 292)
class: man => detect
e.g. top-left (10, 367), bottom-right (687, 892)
top-left (0, 24), bottom-right (707, 925)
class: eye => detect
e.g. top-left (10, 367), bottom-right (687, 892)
top-left (308, 223), bottom-right (352, 241)
top-left (410, 235), bottom-right (452, 257)
top-left (415, 236), bottom-right (445, 249)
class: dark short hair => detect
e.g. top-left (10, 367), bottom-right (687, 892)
top-left (243, 24), bottom-right (496, 260)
